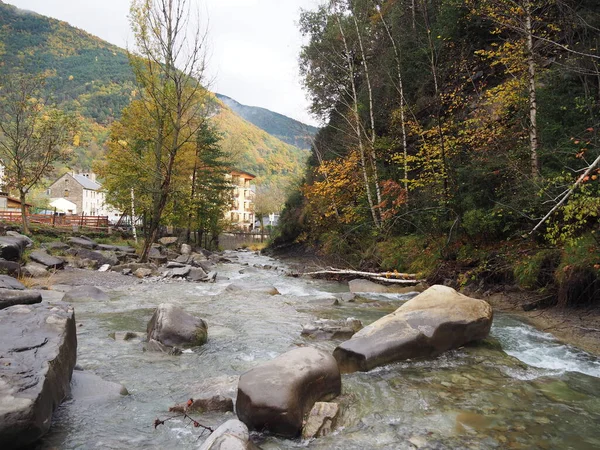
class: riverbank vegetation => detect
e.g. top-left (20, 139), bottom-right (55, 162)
top-left (276, 0), bottom-right (600, 307)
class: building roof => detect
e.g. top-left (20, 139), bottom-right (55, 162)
top-left (0, 194), bottom-right (33, 207)
top-left (72, 174), bottom-right (102, 190)
top-left (230, 169), bottom-right (256, 180)
top-left (50, 197), bottom-right (77, 213)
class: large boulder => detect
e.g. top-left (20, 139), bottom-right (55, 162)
top-left (0, 289), bottom-right (42, 310)
top-left (0, 258), bottom-right (22, 276)
top-left (0, 275), bottom-right (25, 290)
top-left (198, 419), bottom-right (256, 450)
top-left (75, 248), bottom-right (116, 266)
top-left (0, 302), bottom-right (77, 448)
top-left (333, 285), bottom-right (493, 373)
top-left (146, 303), bottom-right (208, 350)
top-left (70, 371), bottom-right (128, 403)
top-left (236, 347), bottom-right (341, 438)
top-left (29, 250), bottom-right (66, 270)
top-left (6, 231), bottom-right (33, 248)
top-left (0, 236), bottom-right (27, 261)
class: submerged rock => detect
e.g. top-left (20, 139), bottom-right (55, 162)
top-left (146, 303), bottom-right (208, 351)
top-left (0, 302), bottom-right (77, 448)
top-left (226, 283), bottom-right (280, 296)
top-left (70, 371), bottom-right (128, 403)
top-left (63, 285), bottom-right (109, 303)
top-left (236, 347), bottom-right (341, 438)
top-left (333, 285), bottom-right (493, 373)
top-left (301, 318), bottom-right (363, 340)
top-left (169, 394), bottom-right (233, 414)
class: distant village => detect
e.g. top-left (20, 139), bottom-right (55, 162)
top-left (0, 167), bottom-right (277, 232)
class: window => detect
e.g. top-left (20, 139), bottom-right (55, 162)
top-left (64, 189), bottom-right (69, 198)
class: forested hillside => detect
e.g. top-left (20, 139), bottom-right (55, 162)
top-left (0, 1), bottom-right (308, 192)
top-left (279, 0), bottom-right (600, 307)
top-left (216, 94), bottom-right (319, 150)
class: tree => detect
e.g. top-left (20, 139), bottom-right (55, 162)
top-left (128, 0), bottom-right (210, 261)
top-left (0, 73), bottom-right (76, 233)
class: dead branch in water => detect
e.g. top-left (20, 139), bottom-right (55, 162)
top-left (154, 399), bottom-right (214, 436)
top-left (301, 268), bottom-right (423, 285)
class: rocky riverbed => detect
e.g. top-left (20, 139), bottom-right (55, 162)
top-left (1, 238), bottom-right (600, 449)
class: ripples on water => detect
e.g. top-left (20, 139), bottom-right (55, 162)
top-left (40, 251), bottom-right (600, 449)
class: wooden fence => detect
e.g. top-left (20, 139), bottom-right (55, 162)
top-left (0, 211), bottom-right (109, 230)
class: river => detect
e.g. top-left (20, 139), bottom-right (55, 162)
top-left (39, 250), bottom-right (600, 449)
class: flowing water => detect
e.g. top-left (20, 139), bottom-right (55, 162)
top-left (39, 251), bottom-right (600, 449)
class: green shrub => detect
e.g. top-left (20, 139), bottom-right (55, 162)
top-left (513, 249), bottom-right (561, 290)
top-left (377, 235), bottom-right (442, 277)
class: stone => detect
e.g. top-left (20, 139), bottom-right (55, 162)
top-left (63, 285), bottom-right (109, 303)
top-left (134, 268), bottom-right (153, 278)
top-left (148, 247), bottom-right (167, 265)
top-left (43, 241), bottom-right (70, 251)
top-left (180, 243), bottom-right (192, 255)
top-left (6, 231), bottom-right (33, 247)
top-left (98, 264), bottom-right (111, 272)
top-left (122, 268), bottom-right (133, 276)
top-left (166, 261), bottom-right (186, 269)
top-left (0, 236), bottom-right (27, 261)
top-left (23, 262), bottom-right (49, 278)
top-left (236, 347), bottom-right (341, 438)
top-left (0, 258), bottom-right (22, 277)
top-left (68, 236), bottom-right (98, 249)
top-left (338, 292), bottom-right (357, 302)
top-left (114, 245), bottom-right (137, 254)
top-left (225, 283), bottom-right (279, 296)
top-left (159, 236), bottom-right (178, 246)
top-left (75, 248), bottom-right (114, 266)
top-left (348, 278), bottom-right (422, 294)
top-left (198, 419), bottom-right (254, 450)
top-left (302, 402), bottom-right (340, 439)
top-left (109, 331), bottom-right (142, 341)
top-left (97, 244), bottom-right (118, 251)
top-left (147, 303), bottom-right (208, 349)
top-left (70, 371), bottom-right (128, 404)
top-left (175, 254), bottom-right (191, 264)
top-left (0, 302), bottom-right (76, 448)
top-left (333, 285), bottom-right (493, 373)
top-left (301, 318), bottom-right (363, 340)
top-left (206, 271), bottom-right (218, 283)
top-left (171, 266), bottom-right (191, 278)
top-left (0, 289), bottom-right (42, 310)
top-left (29, 250), bottom-right (66, 270)
top-left (187, 267), bottom-right (209, 282)
top-left (0, 275), bottom-right (25, 290)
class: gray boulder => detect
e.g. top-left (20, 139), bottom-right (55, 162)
top-left (170, 375), bottom-right (237, 414)
top-left (147, 303), bottom-right (208, 350)
top-left (0, 258), bottom-right (22, 276)
top-left (0, 274), bottom-right (25, 290)
top-left (63, 285), bottom-right (109, 303)
top-left (333, 285), bottom-right (494, 373)
top-left (114, 245), bottom-right (137, 254)
top-left (148, 247), bottom-right (167, 265)
top-left (171, 266), bottom-right (191, 278)
top-left (236, 347), bottom-right (341, 437)
top-left (180, 243), bottom-right (192, 255)
top-left (175, 254), bottom-right (191, 264)
top-left (187, 267), bottom-right (209, 282)
top-left (43, 241), bottom-right (70, 251)
top-left (198, 419), bottom-right (255, 450)
top-left (29, 250), bottom-right (65, 270)
top-left (0, 302), bottom-right (77, 448)
top-left (159, 236), bottom-right (178, 246)
top-left (6, 231), bottom-right (33, 247)
top-left (0, 289), bottom-right (42, 310)
top-left (75, 248), bottom-right (114, 266)
top-left (68, 236), bottom-right (98, 249)
top-left (0, 236), bottom-right (27, 261)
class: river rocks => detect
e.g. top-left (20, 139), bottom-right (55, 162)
top-left (226, 283), bottom-right (280, 296)
top-left (44, 241), bottom-right (71, 251)
top-left (135, 268), bottom-right (154, 278)
top-left (147, 303), bottom-right (208, 351)
top-left (0, 288), bottom-right (42, 310)
top-left (301, 318), bottom-right (363, 340)
top-left (236, 347), bottom-right (341, 437)
top-left (23, 262), bottom-right (50, 278)
top-left (29, 250), bottom-right (66, 270)
top-left (181, 243), bottom-right (192, 255)
top-left (188, 267), bottom-right (209, 282)
top-left (70, 371), bottom-right (128, 403)
top-left (159, 236), bottom-right (178, 246)
top-left (198, 419), bottom-right (255, 450)
top-left (0, 302), bottom-right (77, 448)
top-left (0, 274), bottom-right (25, 290)
top-left (348, 278), bottom-right (423, 294)
top-left (6, 231), bottom-right (33, 248)
top-left (68, 236), bottom-right (98, 249)
top-left (170, 265), bottom-right (192, 278)
top-left (302, 402), bottom-right (340, 440)
top-left (170, 394), bottom-right (234, 414)
top-left (0, 258), bottom-right (22, 276)
top-left (63, 285), bottom-right (110, 303)
top-left (333, 285), bottom-right (494, 373)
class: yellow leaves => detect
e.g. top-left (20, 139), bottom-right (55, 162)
top-left (72, 134), bottom-right (80, 147)
top-left (68, 75), bottom-right (74, 81)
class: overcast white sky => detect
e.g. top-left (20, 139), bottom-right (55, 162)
top-left (8, 0), bottom-right (322, 126)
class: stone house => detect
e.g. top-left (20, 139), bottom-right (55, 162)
top-left (46, 172), bottom-right (114, 216)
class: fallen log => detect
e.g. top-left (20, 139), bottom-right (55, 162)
top-left (301, 268), bottom-right (423, 285)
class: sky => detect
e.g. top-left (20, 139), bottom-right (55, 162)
top-left (8, 0), bottom-right (323, 126)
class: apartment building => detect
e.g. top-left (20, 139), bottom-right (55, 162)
top-left (226, 170), bottom-right (255, 230)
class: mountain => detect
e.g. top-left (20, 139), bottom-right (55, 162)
top-left (216, 94), bottom-right (319, 150)
top-left (0, 1), bottom-right (308, 188)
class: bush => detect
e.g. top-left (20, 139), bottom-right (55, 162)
top-left (377, 235), bottom-right (442, 277)
top-left (513, 249), bottom-right (561, 290)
